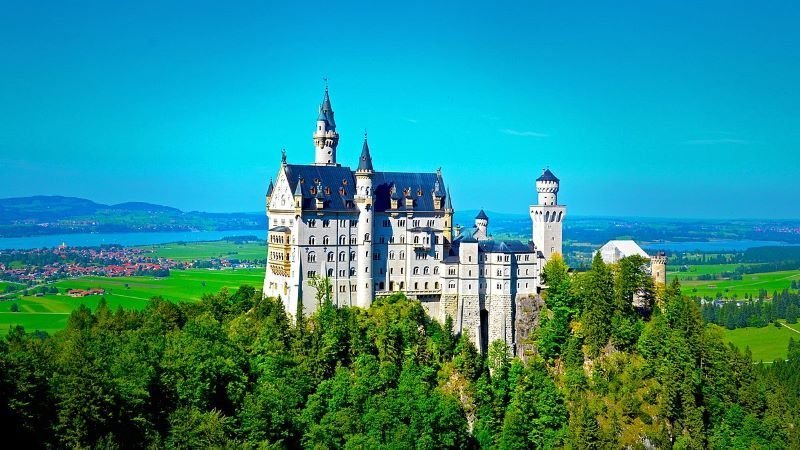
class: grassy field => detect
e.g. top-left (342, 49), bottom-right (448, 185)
top-left (720, 321), bottom-right (800, 362)
top-left (137, 240), bottom-right (266, 261)
top-left (0, 268), bottom-right (265, 335)
top-left (668, 264), bottom-right (800, 298)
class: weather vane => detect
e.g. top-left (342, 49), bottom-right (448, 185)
top-left (281, 148), bottom-right (287, 164)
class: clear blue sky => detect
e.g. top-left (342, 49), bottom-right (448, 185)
top-left (1, 1), bottom-right (799, 218)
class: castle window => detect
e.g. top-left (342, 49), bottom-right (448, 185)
top-left (350, 236), bottom-right (357, 245)
top-left (339, 269), bottom-right (345, 277)
top-left (323, 236), bottom-right (330, 245)
top-left (339, 251), bottom-right (346, 262)
top-left (423, 267), bottom-right (430, 275)
top-left (449, 282), bottom-right (455, 289)
top-left (364, 233), bottom-right (370, 241)
top-left (413, 236), bottom-right (419, 244)
top-left (398, 220), bottom-right (405, 227)
top-left (433, 267), bottom-right (439, 275)
top-left (327, 252), bottom-right (334, 262)
top-left (325, 187), bottom-right (331, 195)
top-left (350, 268), bottom-right (356, 276)
top-left (373, 252), bottom-right (381, 261)
top-left (413, 267), bottom-right (420, 275)
top-left (414, 282), bottom-right (419, 290)
top-left (399, 251), bottom-right (405, 260)
top-left (309, 236), bottom-right (316, 245)
top-left (339, 286), bottom-right (346, 293)
top-left (382, 219), bottom-right (390, 227)
top-left (308, 219), bottom-right (316, 228)
top-left (327, 268), bottom-right (333, 277)
top-left (307, 271), bottom-right (316, 278)
top-left (323, 220), bottom-right (330, 228)
top-left (350, 251), bottom-right (356, 261)
top-left (413, 220), bottom-right (420, 227)
top-left (399, 282), bottom-right (405, 289)
top-left (389, 251), bottom-right (395, 260)
top-left (434, 282), bottom-right (439, 289)
top-left (390, 268), bottom-right (394, 274)
top-left (424, 282), bottom-right (429, 289)
top-left (339, 235), bottom-right (346, 245)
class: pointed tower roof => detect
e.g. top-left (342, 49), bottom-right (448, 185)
top-left (444, 185), bottom-right (453, 210)
top-left (319, 87), bottom-right (336, 129)
top-left (294, 178), bottom-right (303, 196)
top-left (357, 132), bottom-right (374, 172)
top-left (266, 179), bottom-right (274, 197)
top-left (475, 209), bottom-right (489, 220)
top-left (537, 168), bottom-right (559, 182)
top-left (390, 184), bottom-right (402, 200)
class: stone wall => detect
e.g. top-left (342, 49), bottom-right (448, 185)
top-left (514, 294), bottom-right (545, 360)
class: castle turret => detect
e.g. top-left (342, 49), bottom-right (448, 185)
top-left (650, 251), bottom-right (667, 286)
top-left (529, 168), bottom-right (566, 260)
top-left (474, 209), bottom-right (489, 240)
top-left (354, 133), bottom-right (374, 308)
top-left (313, 86), bottom-right (339, 166)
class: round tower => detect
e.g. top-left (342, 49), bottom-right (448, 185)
top-left (474, 209), bottom-right (488, 239)
top-left (313, 87), bottom-right (339, 165)
top-left (650, 251), bottom-right (667, 286)
top-left (529, 167), bottom-right (566, 261)
top-left (354, 133), bottom-right (374, 308)
top-left (536, 168), bottom-right (559, 206)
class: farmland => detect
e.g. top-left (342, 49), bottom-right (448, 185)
top-left (668, 263), bottom-right (800, 299)
top-left (137, 240), bottom-right (266, 261)
top-left (720, 321), bottom-right (800, 362)
top-left (0, 268), bottom-right (264, 334)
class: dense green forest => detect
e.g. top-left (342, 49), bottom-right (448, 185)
top-left (1, 254), bottom-right (798, 448)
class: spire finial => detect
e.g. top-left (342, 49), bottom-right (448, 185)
top-left (323, 76), bottom-right (328, 91)
top-left (364, 128), bottom-right (368, 140)
top-left (281, 148), bottom-right (287, 164)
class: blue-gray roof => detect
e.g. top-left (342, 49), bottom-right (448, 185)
top-left (475, 209), bottom-right (489, 220)
top-left (373, 171), bottom-right (445, 213)
top-left (479, 240), bottom-right (535, 254)
top-left (357, 138), bottom-right (374, 172)
top-left (285, 164), bottom-right (356, 211)
top-left (283, 164), bottom-right (447, 213)
top-left (537, 168), bottom-right (559, 182)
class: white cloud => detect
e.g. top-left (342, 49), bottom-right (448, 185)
top-left (499, 128), bottom-right (548, 138)
top-left (683, 138), bottom-right (750, 145)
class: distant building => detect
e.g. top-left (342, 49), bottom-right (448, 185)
top-left (262, 87), bottom-right (567, 354)
top-left (597, 239), bottom-right (667, 286)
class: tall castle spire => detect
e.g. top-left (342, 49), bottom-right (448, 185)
top-left (313, 83), bottom-right (339, 166)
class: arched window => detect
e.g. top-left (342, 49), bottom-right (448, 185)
top-left (448, 282), bottom-right (455, 289)
top-left (327, 268), bottom-right (333, 277)
top-left (349, 268), bottom-right (356, 276)
top-left (433, 266), bottom-right (439, 275)
top-left (350, 236), bottom-right (357, 245)
top-left (323, 235), bottom-right (330, 245)
top-left (327, 252), bottom-right (334, 262)
top-left (364, 233), bottom-right (371, 242)
top-left (413, 236), bottom-right (420, 244)
top-left (424, 282), bottom-right (429, 289)
top-left (350, 251), bottom-right (356, 261)
top-left (339, 235), bottom-right (346, 245)
top-left (413, 267), bottom-right (420, 275)
top-left (309, 236), bottom-right (316, 245)
top-left (308, 252), bottom-right (316, 263)
top-left (399, 251), bottom-right (405, 260)
top-left (389, 251), bottom-right (395, 260)
top-left (423, 266), bottom-right (430, 275)
top-left (399, 282), bottom-right (405, 289)
top-left (338, 251), bottom-right (346, 261)
top-left (434, 282), bottom-right (439, 289)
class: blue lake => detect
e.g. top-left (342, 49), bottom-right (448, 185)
top-left (643, 240), bottom-right (800, 252)
top-left (0, 229), bottom-right (266, 250)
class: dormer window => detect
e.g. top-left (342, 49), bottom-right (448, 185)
top-left (325, 186), bottom-right (331, 195)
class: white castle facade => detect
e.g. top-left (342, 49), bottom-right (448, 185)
top-left (263, 88), bottom-right (566, 353)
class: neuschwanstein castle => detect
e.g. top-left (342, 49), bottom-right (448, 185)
top-left (263, 88), bottom-right (565, 354)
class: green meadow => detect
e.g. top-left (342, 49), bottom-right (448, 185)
top-left (137, 240), bottom-right (266, 261)
top-left (668, 264), bottom-right (800, 298)
top-left (721, 321), bottom-right (800, 363)
top-left (0, 268), bottom-right (264, 334)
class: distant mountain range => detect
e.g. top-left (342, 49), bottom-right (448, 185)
top-left (0, 196), bottom-right (265, 238)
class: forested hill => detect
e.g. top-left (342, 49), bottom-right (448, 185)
top-left (0, 196), bottom-right (265, 237)
top-left (1, 255), bottom-right (798, 448)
